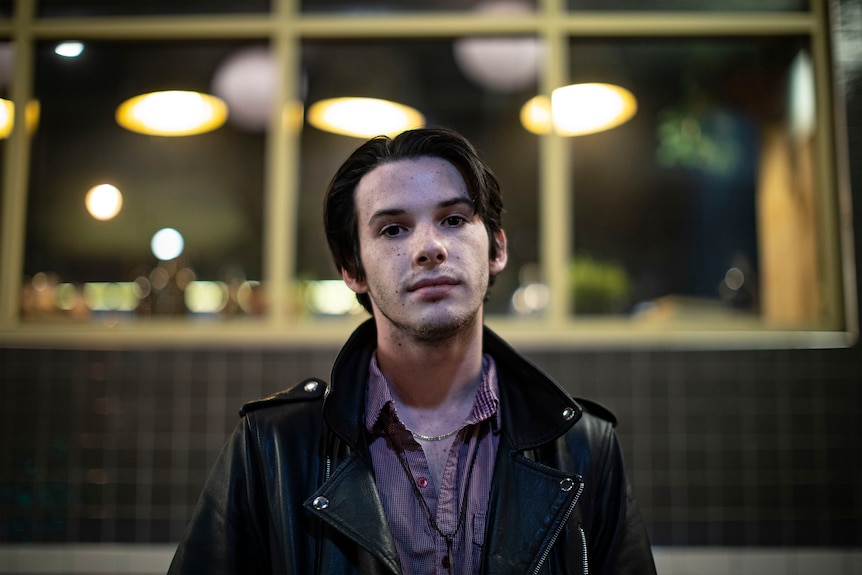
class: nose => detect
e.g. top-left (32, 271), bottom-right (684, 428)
top-left (413, 225), bottom-right (447, 267)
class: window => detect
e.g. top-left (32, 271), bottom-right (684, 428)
top-left (0, 0), bottom-right (854, 346)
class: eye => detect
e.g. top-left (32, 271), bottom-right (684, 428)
top-left (442, 215), bottom-right (467, 227)
top-left (380, 224), bottom-right (406, 237)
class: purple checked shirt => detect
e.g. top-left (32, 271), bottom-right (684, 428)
top-left (365, 354), bottom-right (501, 575)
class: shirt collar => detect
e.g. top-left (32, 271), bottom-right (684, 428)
top-left (365, 353), bottom-right (501, 435)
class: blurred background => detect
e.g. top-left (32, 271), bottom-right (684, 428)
top-left (0, 0), bottom-right (860, 573)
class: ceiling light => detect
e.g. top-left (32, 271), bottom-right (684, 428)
top-left (521, 83), bottom-right (637, 136)
top-left (307, 97), bottom-right (425, 138)
top-left (116, 90), bottom-right (227, 136)
top-left (0, 98), bottom-right (40, 139)
top-left (55, 42), bottom-right (85, 58)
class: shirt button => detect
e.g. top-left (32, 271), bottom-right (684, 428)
top-left (417, 477), bottom-right (429, 488)
top-left (442, 556), bottom-right (450, 569)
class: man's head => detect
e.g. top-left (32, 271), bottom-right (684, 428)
top-left (324, 127), bottom-right (505, 314)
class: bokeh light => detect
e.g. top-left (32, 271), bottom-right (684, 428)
top-left (55, 42), bottom-right (84, 58)
top-left (150, 228), bottom-right (184, 261)
top-left (85, 184), bottom-right (123, 220)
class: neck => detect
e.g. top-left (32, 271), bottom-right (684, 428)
top-left (374, 318), bottom-right (485, 435)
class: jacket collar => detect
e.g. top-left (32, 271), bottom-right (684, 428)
top-left (323, 319), bottom-right (581, 453)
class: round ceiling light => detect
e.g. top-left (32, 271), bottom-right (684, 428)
top-left (307, 97), bottom-right (425, 138)
top-left (521, 83), bottom-right (637, 136)
top-left (116, 90), bottom-right (228, 136)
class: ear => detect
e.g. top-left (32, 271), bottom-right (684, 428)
top-left (341, 266), bottom-right (369, 295)
top-left (489, 229), bottom-right (508, 276)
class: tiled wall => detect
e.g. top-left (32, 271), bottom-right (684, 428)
top-left (1, 342), bottom-right (860, 548)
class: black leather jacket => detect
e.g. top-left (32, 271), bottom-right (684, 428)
top-left (169, 320), bottom-right (656, 574)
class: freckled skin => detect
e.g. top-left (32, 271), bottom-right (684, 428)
top-left (341, 157), bottom-right (507, 346)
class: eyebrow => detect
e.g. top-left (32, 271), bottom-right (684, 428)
top-left (367, 197), bottom-right (474, 225)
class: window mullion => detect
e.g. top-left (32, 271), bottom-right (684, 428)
top-left (539, 0), bottom-right (572, 325)
top-left (0, 0), bottom-right (35, 331)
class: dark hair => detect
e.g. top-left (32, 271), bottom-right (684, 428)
top-left (323, 127), bottom-right (505, 313)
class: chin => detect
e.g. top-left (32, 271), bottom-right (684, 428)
top-left (410, 309), bottom-right (481, 342)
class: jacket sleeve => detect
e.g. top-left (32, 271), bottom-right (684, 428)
top-left (168, 417), bottom-right (270, 575)
top-left (587, 423), bottom-right (656, 575)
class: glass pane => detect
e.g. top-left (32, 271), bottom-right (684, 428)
top-left (302, 0), bottom-right (536, 14)
top-left (24, 41), bottom-right (270, 321)
top-left (297, 38), bottom-right (540, 317)
top-left (566, 37), bottom-right (823, 328)
top-left (567, 0), bottom-right (809, 11)
top-left (36, 0), bottom-right (270, 17)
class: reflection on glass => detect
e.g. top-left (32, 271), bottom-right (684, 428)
top-left (298, 38), bottom-right (540, 316)
top-left (23, 41), bottom-right (268, 322)
top-left (566, 37), bottom-right (820, 328)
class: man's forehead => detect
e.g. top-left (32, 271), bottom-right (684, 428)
top-left (355, 157), bottom-right (470, 206)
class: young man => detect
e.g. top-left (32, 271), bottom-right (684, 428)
top-left (169, 128), bottom-right (656, 574)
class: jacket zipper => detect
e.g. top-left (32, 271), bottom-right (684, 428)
top-left (531, 479), bottom-right (584, 575)
top-left (578, 524), bottom-right (589, 574)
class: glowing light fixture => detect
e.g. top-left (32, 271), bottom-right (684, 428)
top-left (116, 90), bottom-right (227, 136)
top-left (151, 228), bottom-right (185, 261)
top-left (307, 97), bottom-right (425, 138)
top-left (0, 98), bottom-right (40, 139)
top-left (0, 98), bottom-right (11, 139)
top-left (85, 184), bottom-right (123, 221)
top-left (55, 42), bottom-right (85, 58)
top-left (521, 83), bottom-right (637, 136)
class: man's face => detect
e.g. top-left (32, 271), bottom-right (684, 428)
top-left (342, 156), bottom-right (507, 342)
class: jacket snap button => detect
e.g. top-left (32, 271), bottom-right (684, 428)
top-left (560, 477), bottom-right (575, 492)
top-left (562, 407), bottom-right (576, 421)
top-left (304, 381), bottom-right (319, 393)
top-left (312, 496), bottom-right (329, 510)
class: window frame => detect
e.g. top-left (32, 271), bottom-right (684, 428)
top-left (0, 0), bottom-right (856, 349)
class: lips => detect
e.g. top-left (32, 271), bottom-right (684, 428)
top-left (407, 276), bottom-right (460, 292)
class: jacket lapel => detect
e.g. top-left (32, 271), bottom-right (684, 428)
top-left (483, 445), bottom-right (584, 574)
top-left (304, 454), bottom-right (401, 575)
